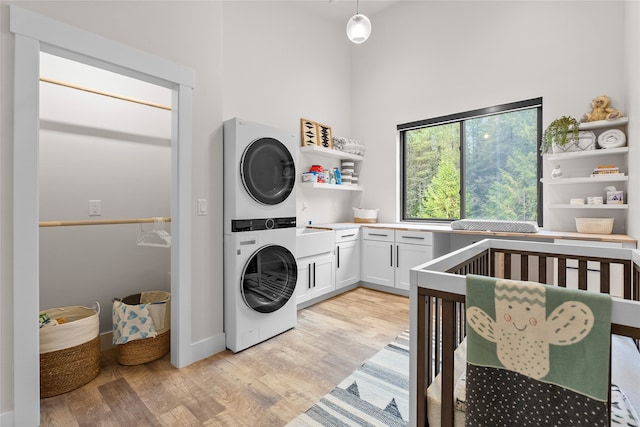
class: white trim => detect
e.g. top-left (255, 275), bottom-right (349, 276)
top-left (13, 33), bottom-right (41, 427)
top-left (10, 5), bottom-right (194, 424)
top-left (190, 333), bottom-right (227, 364)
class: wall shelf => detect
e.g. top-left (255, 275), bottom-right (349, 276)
top-left (577, 117), bottom-right (628, 130)
top-left (549, 204), bottom-right (628, 209)
top-left (301, 182), bottom-right (363, 191)
top-left (541, 176), bottom-right (628, 185)
top-left (545, 147), bottom-right (628, 161)
top-left (300, 144), bottom-right (364, 161)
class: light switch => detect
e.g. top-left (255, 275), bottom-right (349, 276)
top-left (197, 199), bottom-right (208, 216)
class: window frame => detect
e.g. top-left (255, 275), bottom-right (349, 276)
top-left (398, 97), bottom-right (543, 225)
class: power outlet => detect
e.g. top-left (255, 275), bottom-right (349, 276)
top-left (89, 200), bottom-right (101, 216)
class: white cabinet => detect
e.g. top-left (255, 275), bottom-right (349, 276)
top-left (299, 145), bottom-right (364, 191)
top-left (542, 118), bottom-right (629, 234)
top-left (361, 228), bottom-right (433, 290)
top-left (335, 228), bottom-right (360, 289)
top-left (296, 253), bottom-right (335, 304)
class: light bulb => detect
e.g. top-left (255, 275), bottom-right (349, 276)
top-left (346, 13), bottom-right (372, 44)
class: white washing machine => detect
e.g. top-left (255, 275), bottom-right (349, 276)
top-left (223, 118), bottom-right (298, 352)
top-left (224, 227), bottom-right (297, 352)
top-left (223, 117), bottom-right (297, 235)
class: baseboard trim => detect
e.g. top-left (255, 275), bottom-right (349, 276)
top-left (0, 410), bottom-right (14, 427)
top-left (191, 332), bottom-right (226, 364)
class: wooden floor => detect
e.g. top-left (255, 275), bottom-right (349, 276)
top-left (40, 288), bottom-right (410, 426)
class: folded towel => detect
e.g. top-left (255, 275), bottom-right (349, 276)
top-left (598, 129), bottom-right (626, 149)
top-left (465, 274), bottom-right (611, 426)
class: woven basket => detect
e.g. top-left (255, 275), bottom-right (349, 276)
top-left (116, 291), bottom-right (170, 365)
top-left (39, 305), bottom-right (100, 398)
top-left (117, 329), bottom-right (170, 365)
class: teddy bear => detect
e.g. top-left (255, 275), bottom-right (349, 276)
top-left (580, 95), bottom-right (624, 122)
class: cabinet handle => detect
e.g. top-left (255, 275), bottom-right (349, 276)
top-left (369, 233), bottom-right (389, 237)
top-left (337, 246), bottom-right (340, 269)
top-left (308, 264), bottom-right (312, 289)
top-left (341, 233), bottom-right (356, 238)
top-left (401, 235), bottom-right (425, 240)
top-left (396, 245), bottom-right (399, 268)
top-left (390, 244), bottom-right (393, 267)
top-left (313, 262), bottom-right (316, 288)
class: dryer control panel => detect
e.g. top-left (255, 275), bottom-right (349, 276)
top-left (231, 217), bottom-right (296, 232)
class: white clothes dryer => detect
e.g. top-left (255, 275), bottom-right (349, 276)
top-left (224, 227), bottom-right (297, 352)
top-left (223, 118), bottom-right (297, 235)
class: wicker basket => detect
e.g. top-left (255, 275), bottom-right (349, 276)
top-left (39, 305), bottom-right (100, 398)
top-left (575, 217), bottom-right (614, 235)
top-left (116, 291), bottom-right (170, 365)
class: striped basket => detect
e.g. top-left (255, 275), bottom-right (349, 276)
top-left (39, 305), bottom-right (100, 398)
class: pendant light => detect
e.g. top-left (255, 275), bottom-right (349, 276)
top-left (346, 0), bottom-right (372, 44)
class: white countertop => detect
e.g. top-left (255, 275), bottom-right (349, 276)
top-left (308, 222), bottom-right (636, 245)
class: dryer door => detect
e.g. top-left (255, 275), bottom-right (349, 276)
top-left (241, 244), bottom-right (298, 313)
top-left (240, 137), bottom-right (295, 205)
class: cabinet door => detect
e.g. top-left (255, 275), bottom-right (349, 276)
top-left (395, 242), bottom-right (432, 291)
top-left (311, 253), bottom-right (336, 298)
top-left (361, 239), bottom-right (394, 287)
top-left (296, 260), bottom-right (313, 304)
top-left (336, 240), bottom-right (360, 289)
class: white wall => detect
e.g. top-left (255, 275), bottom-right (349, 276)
top-left (222, 1), bottom-right (359, 225)
top-left (351, 1), bottom-right (627, 227)
top-left (39, 53), bottom-right (172, 333)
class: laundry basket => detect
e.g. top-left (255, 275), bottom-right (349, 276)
top-left (39, 304), bottom-right (100, 398)
top-left (114, 291), bottom-right (170, 365)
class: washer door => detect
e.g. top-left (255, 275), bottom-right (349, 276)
top-left (241, 244), bottom-right (298, 313)
top-left (240, 137), bottom-right (295, 205)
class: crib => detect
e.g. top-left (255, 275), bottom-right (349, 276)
top-left (409, 238), bottom-right (640, 427)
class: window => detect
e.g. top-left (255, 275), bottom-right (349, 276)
top-left (399, 98), bottom-right (542, 224)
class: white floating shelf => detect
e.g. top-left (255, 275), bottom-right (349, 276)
top-left (300, 145), bottom-right (364, 161)
top-left (545, 147), bottom-right (628, 161)
top-left (578, 117), bottom-right (628, 130)
top-left (541, 176), bottom-right (628, 185)
top-left (549, 204), bottom-right (628, 209)
top-left (301, 182), bottom-right (363, 191)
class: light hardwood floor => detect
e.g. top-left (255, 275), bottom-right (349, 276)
top-left (40, 288), bottom-right (410, 426)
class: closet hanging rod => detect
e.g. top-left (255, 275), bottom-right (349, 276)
top-left (39, 217), bottom-right (172, 228)
top-left (40, 77), bottom-right (172, 111)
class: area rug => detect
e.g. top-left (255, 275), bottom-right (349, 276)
top-left (287, 330), bottom-right (410, 427)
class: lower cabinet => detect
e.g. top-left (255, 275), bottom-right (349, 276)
top-left (361, 228), bottom-right (433, 290)
top-left (296, 253), bottom-right (335, 304)
top-left (336, 228), bottom-right (361, 289)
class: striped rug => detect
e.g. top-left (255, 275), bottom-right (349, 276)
top-left (287, 330), bottom-right (410, 427)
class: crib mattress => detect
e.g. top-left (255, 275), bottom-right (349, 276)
top-left (426, 336), bottom-right (640, 427)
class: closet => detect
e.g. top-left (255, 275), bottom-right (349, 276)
top-left (38, 53), bottom-right (172, 341)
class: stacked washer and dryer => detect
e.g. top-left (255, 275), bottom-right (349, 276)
top-left (223, 118), bottom-right (298, 353)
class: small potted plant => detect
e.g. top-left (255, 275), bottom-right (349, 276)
top-left (541, 116), bottom-right (580, 154)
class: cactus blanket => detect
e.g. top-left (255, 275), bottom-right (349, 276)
top-left (465, 274), bottom-right (612, 426)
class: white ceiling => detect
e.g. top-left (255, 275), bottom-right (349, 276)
top-left (290, 0), bottom-right (400, 22)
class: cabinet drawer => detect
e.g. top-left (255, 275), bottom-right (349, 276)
top-left (335, 228), bottom-right (360, 243)
top-left (395, 230), bottom-right (433, 245)
top-left (362, 228), bottom-right (394, 242)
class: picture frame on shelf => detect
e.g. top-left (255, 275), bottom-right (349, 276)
top-left (317, 122), bottom-right (333, 149)
top-left (300, 118), bottom-right (318, 147)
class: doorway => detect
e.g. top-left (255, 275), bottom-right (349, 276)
top-left (11, 6), bottom-right (194, 425)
